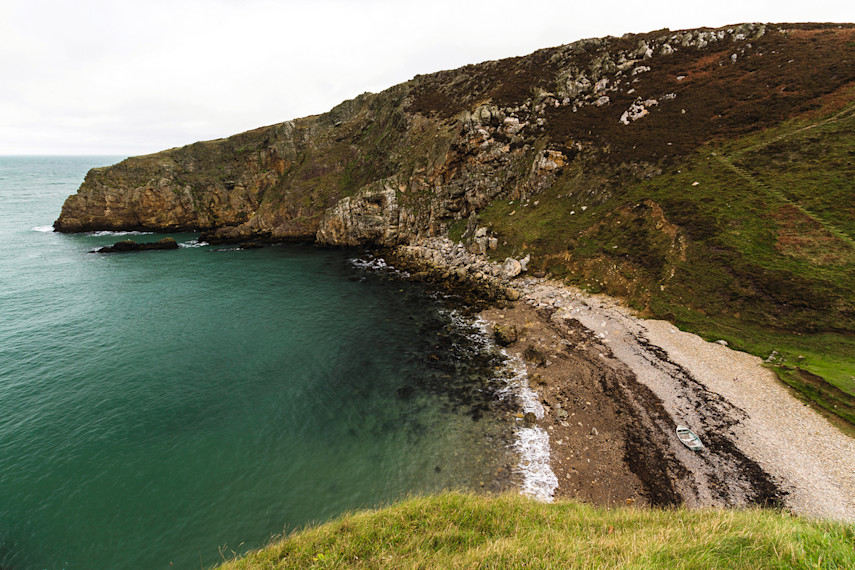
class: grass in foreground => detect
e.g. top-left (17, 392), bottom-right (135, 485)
top-left (217, 492), bottom-right (855, 569)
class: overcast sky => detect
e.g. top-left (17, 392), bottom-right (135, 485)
top-left (1, 0), bottom-right (852, 155)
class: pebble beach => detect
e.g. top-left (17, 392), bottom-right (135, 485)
top-left (393, 237), bottom-right (855, 521)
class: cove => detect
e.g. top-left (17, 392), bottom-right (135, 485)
top-left (0, 157), bottom-right (515, 569)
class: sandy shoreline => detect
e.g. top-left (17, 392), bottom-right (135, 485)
top-left (481, 277), bottom-right (855, 521)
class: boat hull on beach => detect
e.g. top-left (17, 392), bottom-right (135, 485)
top-left (676, 425), bottom-right (704, 451)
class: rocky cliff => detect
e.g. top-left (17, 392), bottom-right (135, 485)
top-left (58, 23), bottom-right (851, 244)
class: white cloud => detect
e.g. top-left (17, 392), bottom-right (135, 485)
top-left (1, 0), bottom-right (852, 155)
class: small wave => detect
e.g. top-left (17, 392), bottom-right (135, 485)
top-left (475, 316), bottom-right (558, 502)
top-left (504, 354), bottom-right (558, 501)
top-left (514, 426), bottom-right (558, 501)
top-left (178, 240), bottom-right (208, 248)
top-left (350, 256), bottom-right (390, 271)
top-left (31, 225), bottom-right (54, 232)
top-left (86, 230), bottom-right (153, 237)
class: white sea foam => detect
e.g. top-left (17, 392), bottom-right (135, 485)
top-left (350, 256), bottom-right (389, 271)
top-left (349, 255), bottom-right (411, 278)
top-left (86, 230), bottom-right (153, 237)
top-left (514, 425), bottom-right (558, 500)
top-left (475, 317), bottom-right (558, 502)
top-left (503, 352), bottom-right (559, 501)
top-left (179, 240), bottom-right (207, 248)
top-left (31, 225), bottom-right (54, 232)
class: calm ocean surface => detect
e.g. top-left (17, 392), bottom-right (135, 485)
top-left (0, 156), bottom-right (516, 569)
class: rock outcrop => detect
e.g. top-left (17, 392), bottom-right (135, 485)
top-left (315, 179), bottom-right (402, 246)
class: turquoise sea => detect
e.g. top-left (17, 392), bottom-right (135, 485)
top-left (0, 156), bottom-right (516, 569)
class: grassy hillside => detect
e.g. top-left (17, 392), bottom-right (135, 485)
top-left (217, 492), bottom-right (855, 569)
top-left (479, 87), bottom-right (855, 428)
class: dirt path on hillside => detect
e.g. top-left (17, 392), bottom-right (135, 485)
top-left (482, 278), bottom-right (855, 521)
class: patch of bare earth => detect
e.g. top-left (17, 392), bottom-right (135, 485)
top-left (769, 205), bottom-right (855, 265)
top-left (482, 303), bottom-right (663, 507)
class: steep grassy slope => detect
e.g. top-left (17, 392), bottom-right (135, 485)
top-left (217, 492), bottom-right (855, 569)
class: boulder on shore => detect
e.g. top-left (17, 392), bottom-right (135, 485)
top-left (493, 323), bottom-right (519, 346)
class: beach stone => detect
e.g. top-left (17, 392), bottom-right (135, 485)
top-left (493, 323), bottom-right (519, 346)
top-left (523, 344), bottom-right (547, 367)
top-left (523, 412), bottom-right (537, 427)
top-left (502, 257), bottom-right (522, 279)
top-left (504, 287), bottom-right (521, 301)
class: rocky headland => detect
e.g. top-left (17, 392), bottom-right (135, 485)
top-left (56, 23), bottom-right (850, 246)
top-left (54, 22), bottom-right (855, 519)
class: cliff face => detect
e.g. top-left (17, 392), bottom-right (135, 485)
top-left (59, 22), bottom-right (853, 244)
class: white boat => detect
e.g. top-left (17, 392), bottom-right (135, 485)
top-left (676, 425), bottom-right (703, 451)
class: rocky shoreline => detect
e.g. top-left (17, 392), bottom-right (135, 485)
top-left (379, 236), bottom-right (527, 309)
top-left (384, 236), bottom-right (855, 520)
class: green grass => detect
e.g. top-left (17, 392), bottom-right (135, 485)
top-left (217, 492), bottom-right (855, 569)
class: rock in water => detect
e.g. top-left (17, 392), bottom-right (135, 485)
top-left (91, 237), bottom-right (179, 253)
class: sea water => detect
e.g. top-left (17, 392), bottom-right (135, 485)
top-left (0, 157), bottom-right (517, 569)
